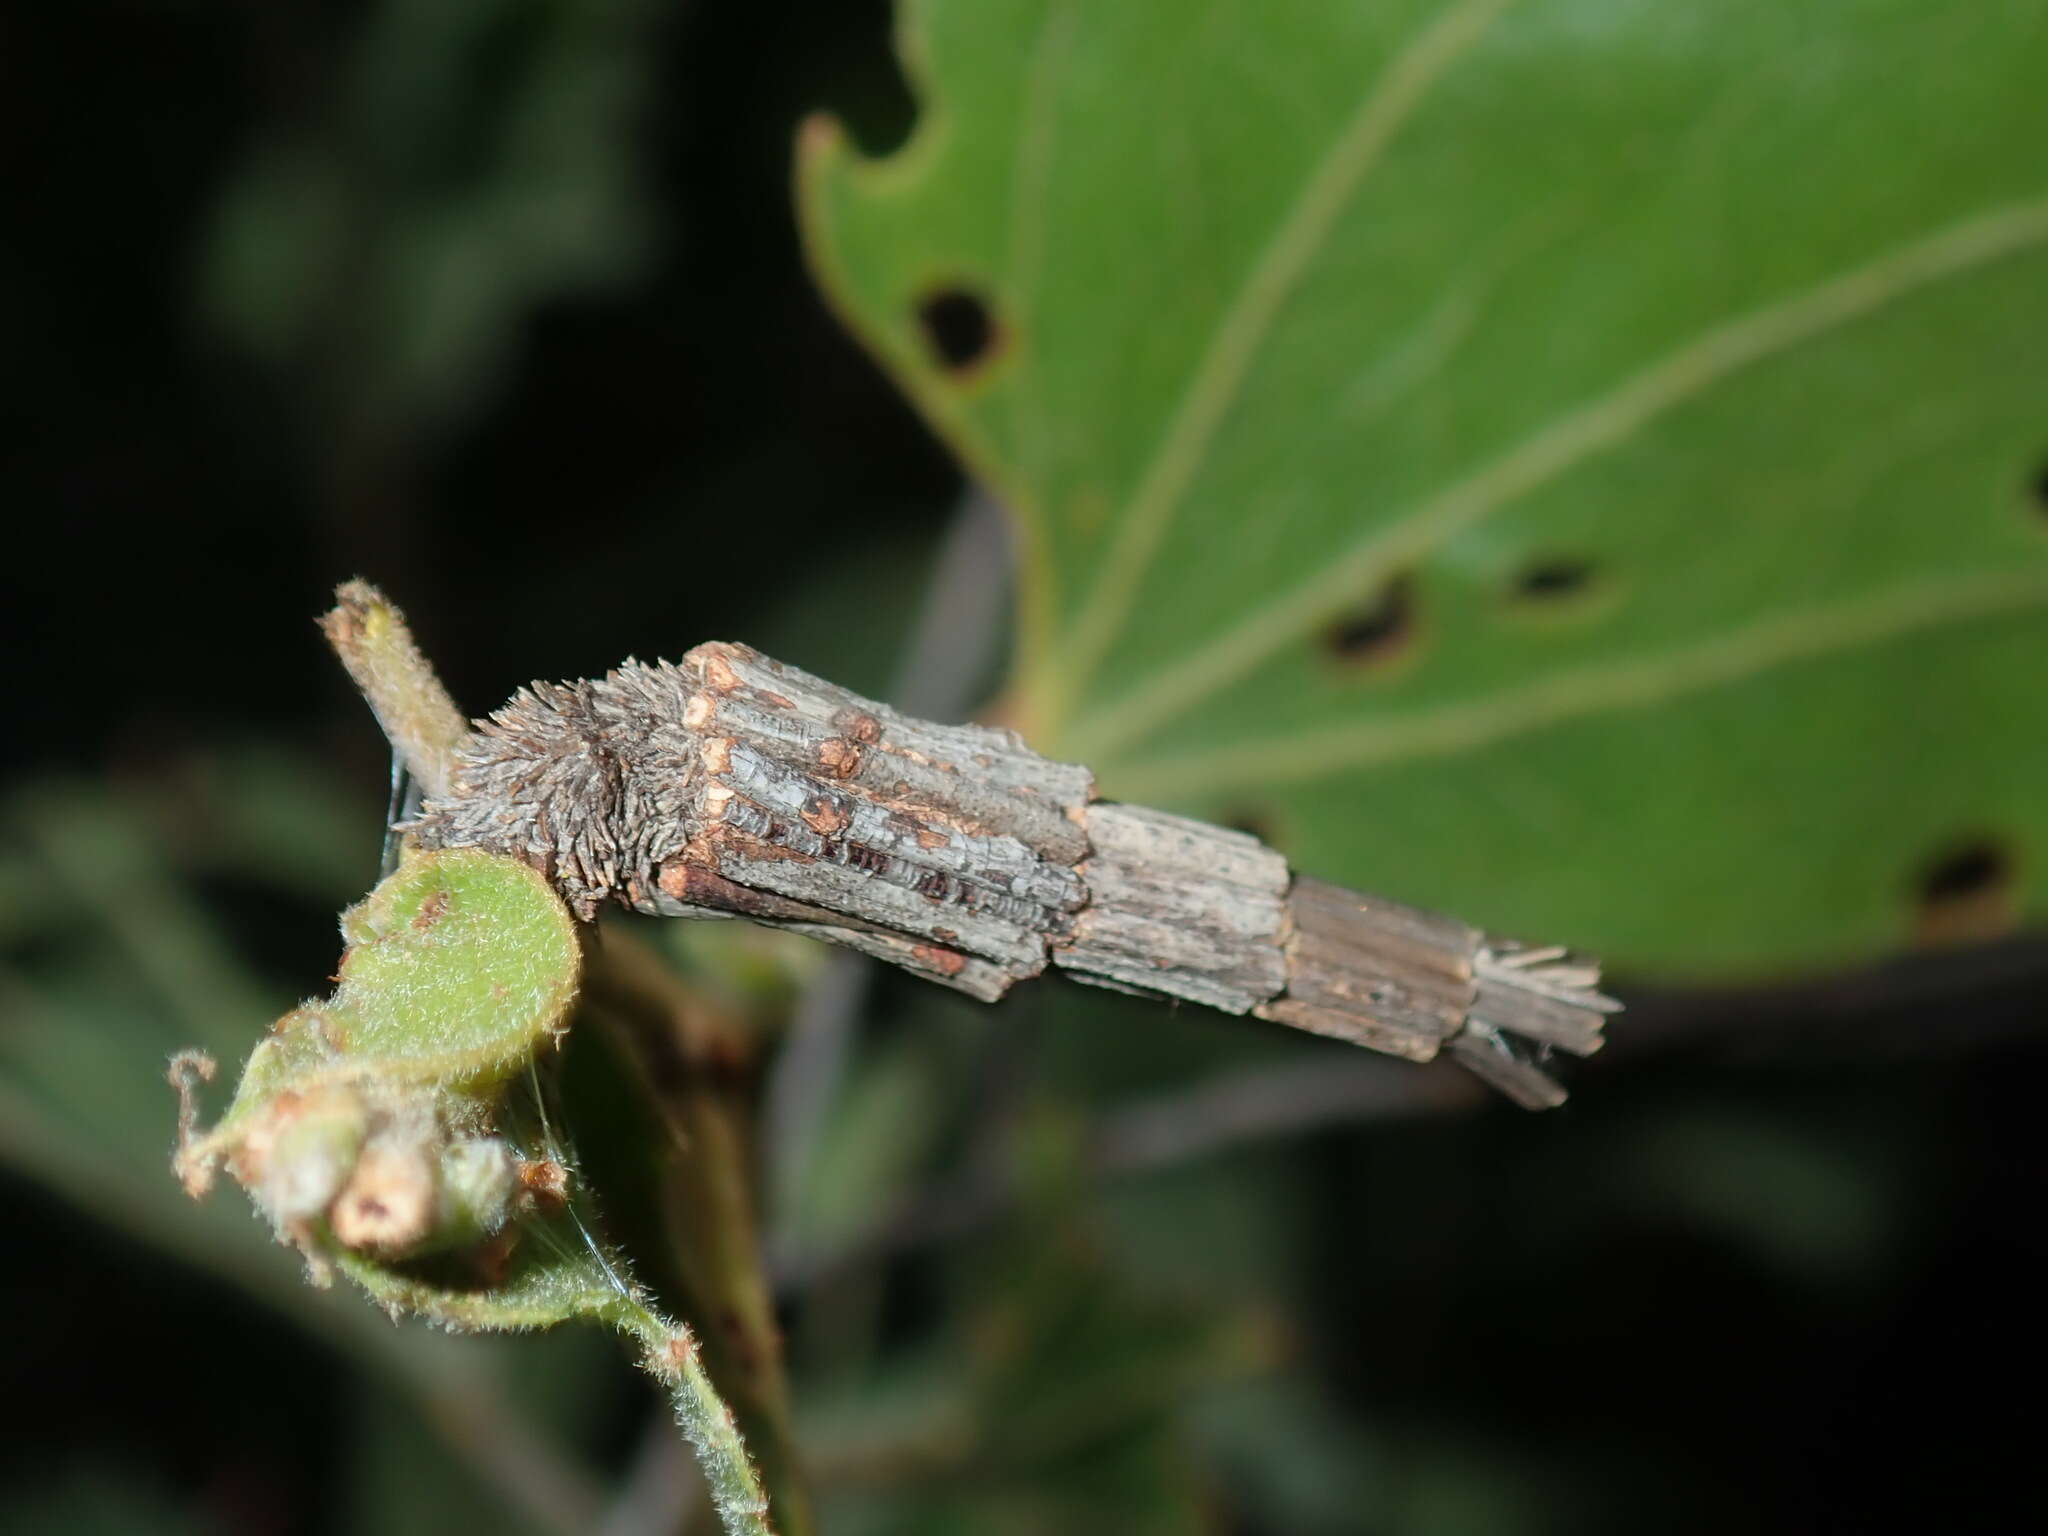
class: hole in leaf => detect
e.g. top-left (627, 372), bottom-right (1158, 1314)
top-left (1322, 576), bottom-right (1416, 669)
top-left (1919, 840), bottom-right (2009, 901)
top-left (1511, 556), bottom-right (1598, 602)
top-left (915, 286), bottom-right (1000, 375)
top-left (1912, 836), bottom-right (2019, 948)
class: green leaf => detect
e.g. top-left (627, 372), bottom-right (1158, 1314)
top-left (800, 0), bottom-right (2048, 976)
top-left (333, 849), bottom-right (583, 1091)
top-left (173, 848), bottom-right (583, 1228)
top-left (0, 785), bottom-right (611, 1536)
top-left (163, 844), bottom-right (776, 1536)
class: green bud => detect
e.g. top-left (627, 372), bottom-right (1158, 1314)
top-left (329, 1125), bottom-right (437, 1254)
top-left (434, 1135), bottom-right (518, 1245)
top-left (258, 1086), bottom-right (368, 1227)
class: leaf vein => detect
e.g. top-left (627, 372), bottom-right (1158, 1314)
top-left (1103, 568), bottom-right (2048, 801)
top-left (1073, 194), bottom-right (2048, 758)
top-left (1043, 0), bottom-right (1522, 727)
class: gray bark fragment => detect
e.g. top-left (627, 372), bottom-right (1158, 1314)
top-left (675, 643), bottom-right (1091, 984)
top-left (1471, 944), bottom-right (1620, 1057)
top-left (1253, 878), bottom-right (1618, 1094)
top-left (686, 644), bottom-right (1093, 864)
top-left (774, 921), bottom-right (1015, 1004)
top-left (1256, 879), bottom-right (1476, 1062)
top-left (634, 860), bottom-right (1014, 1001)
top-left (1443, 1027), bottom-right (1571, 1110)
top-left (1053, 804), bottom-right (1289, 1014)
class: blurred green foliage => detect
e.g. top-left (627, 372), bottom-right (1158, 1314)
top-left (204, 0), bottom-right (662, 445)
top-left (5, 1), bottom-right (2046, 1533)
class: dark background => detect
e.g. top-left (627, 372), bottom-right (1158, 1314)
top-left (4, 3), bottom-right (2044, 1533)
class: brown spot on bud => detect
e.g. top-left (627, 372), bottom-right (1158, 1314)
top-left (411, 889), bottom-right (450, 932)
top-left (517, 1157), bottom-right (569, 1209)
top-left (816, 738), bottom-right (862, 778)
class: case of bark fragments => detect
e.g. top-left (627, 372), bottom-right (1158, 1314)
top-left (407, 640), bottom-right (1618, 1106)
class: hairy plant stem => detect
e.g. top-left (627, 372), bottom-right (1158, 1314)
top-left (321, 579), bottom-right (470, 798)
top-left (320, 581), bottom-right (800, 1536)
top-left (584, 933), bottom-right (814, 1536)
top-left (609, 1304), bottom-right (776, 1536)
top-left (0, 1061), bottom-right (607, 1536)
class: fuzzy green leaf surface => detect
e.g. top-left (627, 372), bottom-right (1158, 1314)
top-left (0, 782), bottom-right (615, 1536)
top-left (801, 0), bottom-right (2048, 976)
top-left (327, 1142), bottom-right (776, 1536)
top-left (331, 848), bottom-right (583, 1089)
top-left (187, 847), bottom-right (582, 1180)
top-left (159, 841), bottom-right (776, 1536)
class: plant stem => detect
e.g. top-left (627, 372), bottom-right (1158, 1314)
top-left (0, 1060), bottom-right (606, 1536)
top-left (320, 579), bottom-right (470, 798)
top-left (584, 934), bottom-right (815, 1536)
top-left (613, 1305), bottom-right (777, 1536)
top-left (319, 580), bottom-right (803, 1535)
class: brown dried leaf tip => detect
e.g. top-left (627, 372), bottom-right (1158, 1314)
top-left (168, 1050), bottom-right (220, 1198)
top-left (517, 1156), bottom-right (570, 1210)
